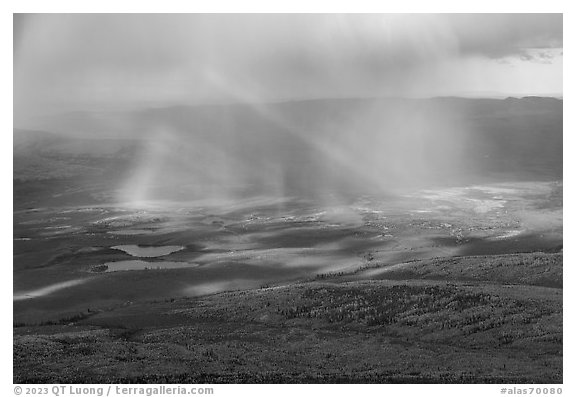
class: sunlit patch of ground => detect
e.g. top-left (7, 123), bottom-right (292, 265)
top-left (14, 279), bottom-right (91, 301)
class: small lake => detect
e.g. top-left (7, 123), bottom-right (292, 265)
top-left (99, 260), bottom-right (199, 272)
top-left (111, 245), bottom-right (185, 257)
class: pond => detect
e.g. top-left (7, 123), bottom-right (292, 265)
top-left (97, 260), bottom-right (199, 272)
top-left (111, 245), bottom-right (185, 257)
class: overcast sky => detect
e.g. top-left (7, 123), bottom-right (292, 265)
top-left (14, 13), bottom-right (562, 122)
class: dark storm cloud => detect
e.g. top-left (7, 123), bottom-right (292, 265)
top-left (14, 13), bottom-right (563, 121)
top-left (443, 14), bottom-right (562, 59)
top-left (13, 13), bottom-right (33, 58)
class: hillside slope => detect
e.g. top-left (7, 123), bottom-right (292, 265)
top-left (14, 252), bottom-right (562, 383)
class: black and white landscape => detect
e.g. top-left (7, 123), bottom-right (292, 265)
top-left (13, 14), bottom-right (562, 383)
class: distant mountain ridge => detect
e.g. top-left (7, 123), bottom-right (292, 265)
top-left (15, 96), bottom-right (562, 139)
